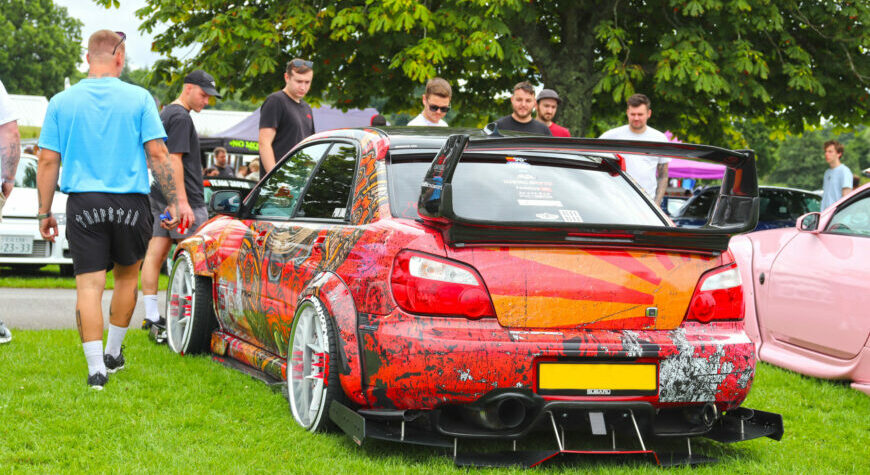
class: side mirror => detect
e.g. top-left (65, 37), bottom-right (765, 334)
top-left (797, 212), bottom-right (820, 232)
top-left (209, 189), bottom-right (242, 215)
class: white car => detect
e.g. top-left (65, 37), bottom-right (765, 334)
top-left (0, 153), bottom-right (73, 275)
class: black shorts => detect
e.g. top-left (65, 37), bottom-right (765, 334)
top-left (66, 192), bottom-right (153, 275)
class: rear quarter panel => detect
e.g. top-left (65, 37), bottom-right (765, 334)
top-left (729, 227), bottom-right (800, 353)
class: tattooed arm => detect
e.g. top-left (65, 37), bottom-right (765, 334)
top-left (144, 138), bottom-right (194, 227)
top-left (37, 148), bottom-right (61, 240)
top-left (0, 119), bottom-right (20, 198)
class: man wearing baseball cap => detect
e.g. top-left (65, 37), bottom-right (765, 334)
top-left (536, 89), bottom-right (571, 137)
top-left (140, 69), bottom-right (222, 337)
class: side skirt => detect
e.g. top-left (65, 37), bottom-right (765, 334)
top-left (210, 331), bottom-right (287, 385)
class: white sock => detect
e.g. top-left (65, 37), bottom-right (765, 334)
top-left (143, 294), bottom-right (160, 322)
top-left (105, 324), bottom-right (128, 358)
top-left (83, 340), bottom-right (106, 376)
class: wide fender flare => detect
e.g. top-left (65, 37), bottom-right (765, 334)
top-left (301, 272), bottom-right (366, 406)
top-left (175, 237), bottom-right (213, 276)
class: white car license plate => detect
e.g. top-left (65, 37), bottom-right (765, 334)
top-left (0, 235), bottom-right (33, 255)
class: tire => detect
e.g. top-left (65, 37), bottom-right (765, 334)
top-left (287, 299), bottom-right (343, 432)
top-left (59, 264), bottom-right (74, 277)
top-left (165, 251), bottom-right (216, 355)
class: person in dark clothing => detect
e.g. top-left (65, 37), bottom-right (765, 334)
top-left (213, 146), bottom-right (235, 178)
top-left (494, 82), bottom-right (552, 136)
top-left (140, 70), bottom-right (222, 335)
top-left (258, 58), bottom-right (315, 173)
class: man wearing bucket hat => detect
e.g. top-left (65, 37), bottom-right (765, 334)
top-left (140, 69), bottom-right (222, 340)
top-left (536, 89), bottom-right (571, 137)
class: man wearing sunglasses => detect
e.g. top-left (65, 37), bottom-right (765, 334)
top-left (407, 77), bottom-right (452, 127)
top-left (36, 30), bottom-right (191, 390)
top-left (258, 58), bottom-right (316, 173)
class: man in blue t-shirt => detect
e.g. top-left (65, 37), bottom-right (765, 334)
top-left (821, 140), bottom-right (852, 210)
top-left (36, 30), bottom-right (193, 390)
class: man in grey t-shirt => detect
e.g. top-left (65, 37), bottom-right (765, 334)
top-left (821, 140), bottom-right (852, 210)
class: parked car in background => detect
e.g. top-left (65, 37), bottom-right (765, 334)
top-left (0, 154), bottom-right (73, 275)
top-left (161, 128), bottom-right (782, 466)
top-left (673, 185), bottom-right (821, 230)
top-left (202, 176), bottom-right (255, 218)
top-left (662, 193), bottom-right (691, 216)
top-left (730, 182), bottom-right (870, 396)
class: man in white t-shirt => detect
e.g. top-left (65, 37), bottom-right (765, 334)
top-left (0, 78), bottom-right (21, 344)
top-left (600, 93), bottom-right (669, 204)
top-left (407, 77), bottom-right (451, 127)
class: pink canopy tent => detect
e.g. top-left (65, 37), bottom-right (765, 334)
top-left (668, 158), bottom-right (726, 179)
top-left (663, 131), bottom-right (726, 179)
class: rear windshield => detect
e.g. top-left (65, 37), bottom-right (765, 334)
top-left (389, 153), bottom-right (666, 226)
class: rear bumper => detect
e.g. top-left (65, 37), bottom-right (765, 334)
top-left (0, 219), bottom-right (71, 265)
top-left (357, 314), bottom-right (754, 411)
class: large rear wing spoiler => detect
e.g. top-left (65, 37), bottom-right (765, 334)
top-left (417, 135), bottom-right (759, 252)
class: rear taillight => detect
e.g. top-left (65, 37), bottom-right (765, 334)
top-left (390, 250), bottom-right (495, 319)
top-left (685, 264), bottom-right (744, 323)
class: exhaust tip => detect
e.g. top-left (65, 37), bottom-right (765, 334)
top-left (495, 398), bottom-right (527, 430)
top-left (702, 403), bottom-right (719, 427)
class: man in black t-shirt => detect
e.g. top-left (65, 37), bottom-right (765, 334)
top-left (140, 70), bottom-right (222, 334)
top-left (494, 81), bottom-right (552, 136)
top-left (258, 58), bottom-right (316, 172)
top-left (213, 146), bottom-right (235, 178)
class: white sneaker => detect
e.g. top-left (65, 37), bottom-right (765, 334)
top-left (0, 321), bottom-right (11, 344)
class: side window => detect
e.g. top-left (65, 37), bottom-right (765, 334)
top-left (297, 143), bottom-right (357, 219)
top-left (677, 189), bottom-right (716, 219)
top-left (760, 190), bottom-right (790, 220)
top-left (804, 194), bottom-right (821, 213)
top-left (826, 195), bottom-right (870, 237)
top-left (250, 143), bottom-right (330, 219)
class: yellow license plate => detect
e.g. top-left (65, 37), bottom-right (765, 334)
top-left (538, 362), bottom-right (657, 393)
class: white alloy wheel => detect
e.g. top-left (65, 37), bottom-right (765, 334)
top-left (166, 251), bottom-right (208, 354)
top-left (287, 301), bottom-right (334, 431)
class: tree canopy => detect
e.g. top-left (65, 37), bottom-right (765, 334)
top-left (103, 0), bottom-right (869, 147)
top-left (0, 0), bottom-right (83, 96)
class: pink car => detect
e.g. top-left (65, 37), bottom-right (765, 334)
top-left (730, 183), bottom-right (870, 395)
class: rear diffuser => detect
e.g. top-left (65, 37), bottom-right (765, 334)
top-left (329, 401), bottom-right (782, 468)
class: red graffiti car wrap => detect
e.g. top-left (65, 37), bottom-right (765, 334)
top-left (163, 128), bottom-right (782, 467)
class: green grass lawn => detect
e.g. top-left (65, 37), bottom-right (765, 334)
top-left (1, 330), bottom-right (868, 473)
top-left (0, 265), bottom-right (168, 290)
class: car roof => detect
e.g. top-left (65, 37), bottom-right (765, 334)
top-left (698, 184), bottom-right (820, 196)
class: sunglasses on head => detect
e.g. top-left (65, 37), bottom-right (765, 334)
top-left (428, 104), bottom-right (450, 113)
top-left (288, 59), bottom-right (314, 69)
top-left (112, 31), bottom-right (126, 55)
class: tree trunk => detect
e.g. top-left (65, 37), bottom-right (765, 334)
top-left (512, 3), bottom-right (612, 137)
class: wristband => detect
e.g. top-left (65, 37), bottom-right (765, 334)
top-left (37, 211), bottom-right (52, 220)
